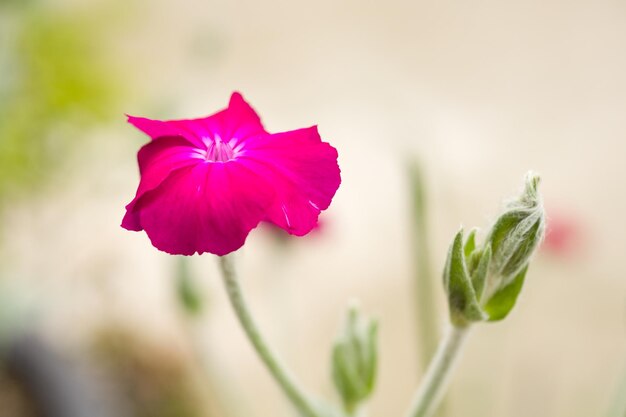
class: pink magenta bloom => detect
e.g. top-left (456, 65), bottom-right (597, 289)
top-left (122, 93), bottom-right (341, 256)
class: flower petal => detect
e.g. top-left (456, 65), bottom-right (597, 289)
top-left (239, 126), bottom-right (341, 235)
top-left (126, 115), bottom-right (210, 149)
top-left (122, 136), bottom-right (203, 231)
top-left (126, 92), bottom-right (266, 149)
top-left (217, 92), bottom-right (267, 141)
top-left (131, 161), bottom-right (275, 256)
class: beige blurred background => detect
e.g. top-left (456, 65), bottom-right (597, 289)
top-left (1, 0), bottom-right (625, 416)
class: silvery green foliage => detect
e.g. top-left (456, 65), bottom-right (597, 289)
top-left (443, 173), bottom-right (545, 326)
top-left (331, 303), bottom-right (378, 414)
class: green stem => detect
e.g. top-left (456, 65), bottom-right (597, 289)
top-left (218, 255), bottom-right (322, 417)
top-left (404, 325), bottom-right (471, 417)
top-left (606, 365), bottom-right (626, 417)
top-left (409, 162), bottom-right (440, 369)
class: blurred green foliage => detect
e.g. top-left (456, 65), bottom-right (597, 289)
top-left (331, 303), bottom-right (378, 414)
top-left (0, 3), bottom-right (120, 203)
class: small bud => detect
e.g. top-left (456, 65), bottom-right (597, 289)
top-left (441, 172), bottom-right (546, 324)
top-left (331, 302), bottom-right (378, 413)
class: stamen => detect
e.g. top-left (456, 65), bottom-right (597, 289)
top-left (206, 137), bottom-right (237, 162)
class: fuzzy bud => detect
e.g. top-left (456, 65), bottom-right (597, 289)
top-left (331, 302), bottom-right (378, 413)
top-left (443, 172), bottom-right (546, 324)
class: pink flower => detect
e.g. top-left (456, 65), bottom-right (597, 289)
top-left (122, 93), bottom-right (341, 256)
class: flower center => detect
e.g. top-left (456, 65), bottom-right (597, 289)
top-left (206, 138), bottom-right (236, 162)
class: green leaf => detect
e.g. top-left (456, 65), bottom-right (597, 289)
top-left (486, 210), bottom-right (525, 259)
top-left (483, 265), bottom-right (528, 321)
top-left (332, 343), bottom-right (361, 410)
top-left (485, 174), bottom-right (545, 283)
top-left (471, 244), bottom-right (491, 302)
top-left (364, 319), bottom-right (378, 392)
top-left (443, 230), bottom-right (487, 326)
top-left (490, 211), bottom-right (543, 281)
top-left (464, 228), bottom-right (481, 276)
top-left (463, 228), bottom-right (477, 258)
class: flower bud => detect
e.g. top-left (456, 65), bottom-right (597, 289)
top-left (442, 172), bottom-right (546, 324)
top-left (331, 302), bottom-right (378, 413)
